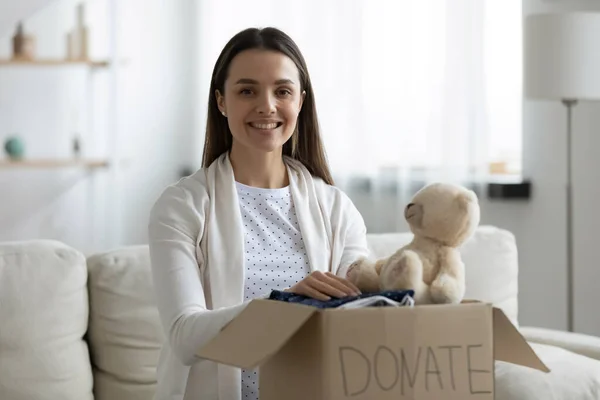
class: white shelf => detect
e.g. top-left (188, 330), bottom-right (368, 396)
top-left (0, 159), bottom-right (109, 169)
top-left (0, 59), bottom-right (110, 68)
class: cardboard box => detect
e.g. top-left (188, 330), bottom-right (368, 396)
top-left (197, 299), bottom-right (549, 400)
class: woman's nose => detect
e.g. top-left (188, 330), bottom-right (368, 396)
top-left (256, 93), bottom-right (276, 114)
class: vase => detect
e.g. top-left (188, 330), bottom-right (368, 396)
top-left (4, 136), bottom-right (25, 160)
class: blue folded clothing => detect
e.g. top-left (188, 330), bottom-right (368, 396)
top-left (268, 289), bottom-right (414, 309)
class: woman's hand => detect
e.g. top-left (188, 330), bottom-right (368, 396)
top-left (284, 271), bottom-right (361, 301)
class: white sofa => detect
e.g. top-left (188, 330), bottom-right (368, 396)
top-left (1, 225), bottom-right (600, 400)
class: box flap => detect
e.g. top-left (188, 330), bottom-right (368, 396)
top-left (493, 308), bottom-right (550, 372)
top-left (196, 299), bottom-right (317, 369)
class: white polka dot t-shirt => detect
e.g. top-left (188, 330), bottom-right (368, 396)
top-left (236, 181), bottom-right (311, 400)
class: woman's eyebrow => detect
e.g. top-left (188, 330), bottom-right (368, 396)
top-left (234, 78), bottom-right (295, 85)
top-left (274, 79), bottom-right (295, 85)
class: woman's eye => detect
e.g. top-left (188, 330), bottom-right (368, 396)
top-left (240, 89), bottom-right (253, 95)
top-left (277, 89), bottom-right (292, 97)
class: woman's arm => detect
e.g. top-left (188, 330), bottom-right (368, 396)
top-left (148, 184), bottom-right (248, 366)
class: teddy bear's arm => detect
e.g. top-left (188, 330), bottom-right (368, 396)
top-left (346, 257), bottom-right (385, 293)
top-left (379, 250), bottom-right (431, 304)
top-left (429, 247), bottom-right (466, 304)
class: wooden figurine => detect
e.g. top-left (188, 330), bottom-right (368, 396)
top-left (12, 22), bottom-right (36, 60)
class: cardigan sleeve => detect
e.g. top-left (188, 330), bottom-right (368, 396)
top-left (335, 193), bottom-right (371, 279)
top-left (148, 184), bottom-right (248, 366)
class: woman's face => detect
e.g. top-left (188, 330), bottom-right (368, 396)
top-left (216, 49), bottom-right (305, 155)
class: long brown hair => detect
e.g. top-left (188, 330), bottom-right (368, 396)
top-left (201, 27), bottom-right (334, 186)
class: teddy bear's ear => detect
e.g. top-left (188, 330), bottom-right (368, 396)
top-left (404, 202), bottom-right (423, 227)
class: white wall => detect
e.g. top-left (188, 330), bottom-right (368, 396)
top-left (0, 0), bottom-right (109, 253)
top-left (0, 0), bottom-right (54, 36)
top-left (519, 0), bottom-right (600, 336)
top-left (0, 0), bottom-right (196, 254)
top-left (114, 0), bottom-right (197, 247)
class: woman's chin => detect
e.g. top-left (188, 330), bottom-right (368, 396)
top-left (233, 138), bottom-right (284, 154)
top-left (253, 142), bottom-right (286, 154)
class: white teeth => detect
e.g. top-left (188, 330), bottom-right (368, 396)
top-left (250, 122), bottom-right (279, 130)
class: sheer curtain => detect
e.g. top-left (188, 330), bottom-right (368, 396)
top-left (194, 0), bottom-right (522, 232)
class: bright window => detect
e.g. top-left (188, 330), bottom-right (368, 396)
top-left (195, 0), bottom-right (523, 181)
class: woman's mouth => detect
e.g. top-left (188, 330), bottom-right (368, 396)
top-left (248, 122), bottom-right (283, 130)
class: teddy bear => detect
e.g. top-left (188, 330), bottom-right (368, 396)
top-left (347, 182), bottom-right (480, 305)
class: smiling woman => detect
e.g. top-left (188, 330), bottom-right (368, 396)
top-left (202, 27), bottom-right (333, 188)
top-left (215, 48), bottom-right (306, 187)
top-left (148, 26), bottom-right (369, 400)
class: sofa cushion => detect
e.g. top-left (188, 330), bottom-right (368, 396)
top-left (0, 240), bottom-right (93, 400)
top-left (495, 342), bottom-right (600, 399)
top-left (365, 225), bottom-right (519, 325)
top-left (87, 245), bottom-right (165, 400)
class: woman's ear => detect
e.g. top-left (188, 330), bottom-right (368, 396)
top-left (215, 89), bottom-right (226, 116)
top-left (299, 90), bottom-right (306, 113)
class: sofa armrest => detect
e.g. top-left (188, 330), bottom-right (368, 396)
top-left (520, 326), bottom-right (600, 361)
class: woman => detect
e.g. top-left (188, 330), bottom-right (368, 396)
top-left (148, 26), bottom-right (370, 400)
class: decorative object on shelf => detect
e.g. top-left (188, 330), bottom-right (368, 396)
top-left (3, 136), bottom-right (26, 160)
top-left (11, 22), bottom-right (36, 60)
top-left (72, 135), bottom-right (81, 158)
top-left (524, 12), bottom-right (600, 333)
top-left (66, 3), bottom-right (89, 60)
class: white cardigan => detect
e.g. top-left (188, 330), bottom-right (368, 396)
top-left (148, 153), bottom-right (370, 400)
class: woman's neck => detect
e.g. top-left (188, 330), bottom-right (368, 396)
top-left (229, 144), bottom-right (289, 189)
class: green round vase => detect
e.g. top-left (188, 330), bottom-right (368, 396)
top-left (4, 136), bottom-right (25, 160)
